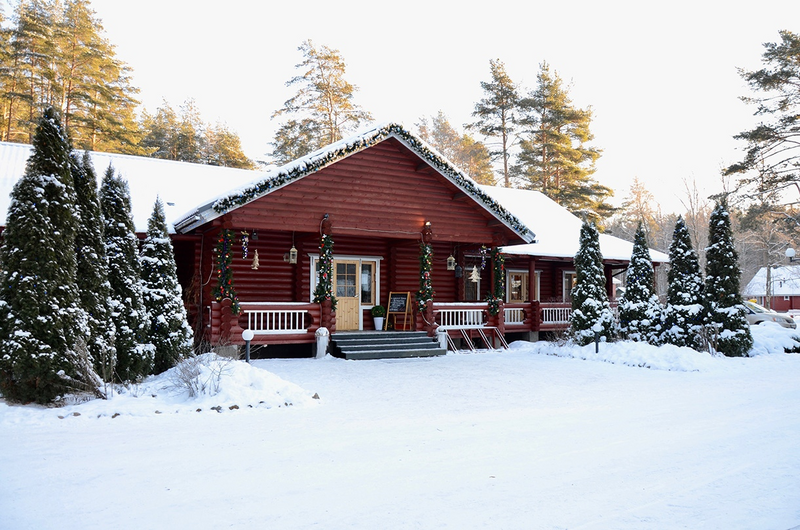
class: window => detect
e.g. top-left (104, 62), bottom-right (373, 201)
top-left (361, 261), bottom-right (375, 305)
top-left (563, 271), bottom-right (577, 302)
top-left (506, 270), bottom-right (541, 303)
top-left (335, 262), bottom-right (357, 298)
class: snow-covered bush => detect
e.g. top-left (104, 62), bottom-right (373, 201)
top-left (570, 222), bottom-right (615, 345)
top-left (662, 217), bottom-right (705, 349)
top-left (618, 223), bottom-right (662, 343)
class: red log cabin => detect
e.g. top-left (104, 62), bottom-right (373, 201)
top-left (0, 124), bottom-right (668, 358)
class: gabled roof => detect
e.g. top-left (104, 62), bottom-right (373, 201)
top-left (480, 186), bottom-right (669, 263)
top-left (743, 266), bottom-right (800, 297)
top-left (173, 122), bottom-right (534, 242)
top-left (0, 141), bottom-right (258, 233)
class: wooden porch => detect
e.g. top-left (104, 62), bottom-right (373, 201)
top-left (210, 298), bottom-right (589, 350)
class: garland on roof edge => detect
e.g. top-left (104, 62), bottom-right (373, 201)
top-left (211, 124), bottom-right (529, 236)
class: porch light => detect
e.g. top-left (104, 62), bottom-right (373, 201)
top-left (289, 245), bottom-right (298, 264)
top-left (447, 254), bottom-right (456, 271)
top-left (469, 265), bottom-right (481, 283)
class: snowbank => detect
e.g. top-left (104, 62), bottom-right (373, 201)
top-left (510, 321), bottom-right (800, 371)
top-left (0, 353), bottom-right (319, 423)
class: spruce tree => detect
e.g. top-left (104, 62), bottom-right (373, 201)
top-left (100, 165), bottom-right (153, 381)
top-left (704, 200), bottom-right (753, 357)
top-left (0, 107), bottom-right (92, 403)
top-left (72, 151), bottom-right (116, 381)
top-left (618, 224), bottom-right (661, 343)
top-left (662, 217), bottom-right (705, 349)
top-left (140, 198), bottom-right (194, 374)
top-left (570, 222), bottom-right (615, 345)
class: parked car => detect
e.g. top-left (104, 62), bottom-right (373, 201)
top-left (743, 300), bottom-right (797, 329)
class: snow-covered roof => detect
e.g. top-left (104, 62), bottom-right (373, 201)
top-left (743, 266), bottom-right (800, 297)
top-left (480, 186), bottom-right (669, 263)
top-left (173, 122), bottom-right (534, 242)
top-left (0, 141), bottom-right (259, 233)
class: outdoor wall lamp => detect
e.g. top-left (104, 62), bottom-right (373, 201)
top-left (447, 254), bottom-right (456, 271)
top-left (786, 248), bottom-right (798, 263)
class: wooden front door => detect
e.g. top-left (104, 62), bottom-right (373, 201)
top-left (334, 260), bottom-right (360, 330)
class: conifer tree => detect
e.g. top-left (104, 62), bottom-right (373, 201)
top-left (140, 198), bottom-right (194, 374)
top-left (72, 151), bottom-right (116, 381)
top-left (618, 224), bottom-right (661, 343)
top-left (417, 111), bottom-right (494, 184)
top-left (570, 222), bottom-right (615, 345)
top-left (704, 200), bottom-right (752, 357)
top-left (100, 165), bottom-right (153, 380)
top-left (270, 40), bottom-right (372, 163)
top-left (0, 107), bottom-right (93, 403)
top-left (662, 217), bottom-right (705, 349)
top-left (514, 62), bottom-right (614, 225)
top-left (469, 59), bottom-right (519, 187)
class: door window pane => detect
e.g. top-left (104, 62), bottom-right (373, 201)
top-left (336, 263), bottom-right (357, 297)
top-left (361, 262), bottom-right (374, 304)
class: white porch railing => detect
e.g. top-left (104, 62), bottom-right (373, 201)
top-left (436, 303), bottom-right (487, 329)
top-left (504, 307), bottom-right (525, 325)
top-left (240, 303), bottom-right (312, 334)
top-left (541, 305), bottom-right (571, 325)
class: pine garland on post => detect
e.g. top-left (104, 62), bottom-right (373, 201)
top-left (212, 229), bottom-right (240, 315)
top-left (704, 200), bottom-right (752, 356)
top-left (486, 246), bottom-right (505, 316)
top-left (417, 242), bottom-right (434, 312)
top-left (618, 223), bottom-right (662, 343)
top-left (313, 234), bottom-right (337, 311)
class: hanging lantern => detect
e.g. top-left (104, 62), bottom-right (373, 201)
top-left (289, 245), bottom-right (298, 264)
top-left (454, 264), bottom-right (463, 278)
top-left (446, 254), bottom-right (456, 271)
top-left (251, 249), bottom-right (260, 270)
top-left (469, 265), bottom-right (481, 283)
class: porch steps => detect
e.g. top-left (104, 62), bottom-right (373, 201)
top-left (331, 331), bottom-right (446, 360)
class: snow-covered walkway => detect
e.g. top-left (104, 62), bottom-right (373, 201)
top-left (2, 334), bottom-right (799, 529)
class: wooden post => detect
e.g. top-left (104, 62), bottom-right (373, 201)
top-left (604, 264), bottom-right (614, 300)
top-left (421, 221), bottom-right (436, 336)
top-left (320, 214), bottom-right (334, 330)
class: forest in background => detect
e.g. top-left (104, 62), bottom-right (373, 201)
top-left (1, 1), bottom-right (799, 294)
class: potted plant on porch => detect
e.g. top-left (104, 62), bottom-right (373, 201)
top-left (371, 305), bottom-right (386, 331)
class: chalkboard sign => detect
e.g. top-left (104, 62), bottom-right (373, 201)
top-left (386, 291), bottom-right (412, 331)
top-left (388, 292), bottom-right (410, 313)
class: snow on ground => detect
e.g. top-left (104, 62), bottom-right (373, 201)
top-left (2, 327), bottom-right (800, 529)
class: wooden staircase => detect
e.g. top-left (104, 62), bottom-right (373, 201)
top-left (331, 331), bottom-right (446, 360)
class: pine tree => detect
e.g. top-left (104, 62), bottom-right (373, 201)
top-left (704, 200), bottom-right (752, 357)
top-left (618, 224), bottom-right (661, 343)
top-left (662, 217), bottom-right (705, 349)
top-left (72, 151), bottom-right (116, 381)
top-left (514, 62), bottom-right (614, 225)
top-left (270, 40), bottom-right (372, 163)
top-left (140, 199), bottom-right (194, 374)
top-left (469, 59), bottom-right (519, 187)
top-left (726, 31), bottom-right (800, 198)
top-left (0, 107), bottom-right (92, 403)
top-left (100, 165), bottom-right (153, 380)
top-left (416, 111), bottom-right (494, 184)
top-left (570, 222), bottom-right (615, 345)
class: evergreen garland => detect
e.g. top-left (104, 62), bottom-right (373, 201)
top-left (618, 224), bottom-right (661, 343)
top-left (313, 234), bottom-right (337, 311)
top-left (570, 222), bottom-right (615, 345)
top-left (209, 123), bottom-right (530, 237)
top-left (417, 242), bottom-right (434, 312)
top-left (212, 229), bottom-right (240, 315)
top-left (485, 247), bottom-right (505, 316)
top-left (704, 200), bottom-right (752, 357)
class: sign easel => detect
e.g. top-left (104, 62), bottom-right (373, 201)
top-left (386, 292), bottom-right (412, 331)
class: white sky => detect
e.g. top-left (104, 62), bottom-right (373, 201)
top-left (21, 0), bottom-right (800, 213)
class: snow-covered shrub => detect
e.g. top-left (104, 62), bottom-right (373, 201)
top-left (662, 217), bottom-right (706, 349)
top-left (618, 223), bottom-right (662, 343)
top-left (570, 222), bottom-right (615, 345)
